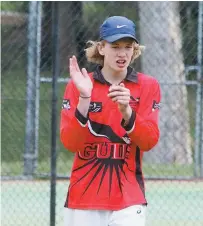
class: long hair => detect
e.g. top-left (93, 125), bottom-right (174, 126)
top-left (85, 40), bottom-right (145, 66)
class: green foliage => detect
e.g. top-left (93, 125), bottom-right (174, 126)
top-left (1, 1), bottom-right (28, 12)
top-left (179, 2), bottom-right (199, 66)
top-left (1, 69), bottom-right (74, 176)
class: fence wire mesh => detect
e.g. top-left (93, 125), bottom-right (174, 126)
top-left (1, 1), bottom-right (203, 226)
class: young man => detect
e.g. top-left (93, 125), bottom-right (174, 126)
top-left (60, 16), bottom-right (161, 226)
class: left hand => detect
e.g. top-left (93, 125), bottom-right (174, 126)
top-left (108, 83), bottom-right (132, 120)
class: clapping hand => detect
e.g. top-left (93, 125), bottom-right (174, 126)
top-left (69, 55), bottom-right (93, 97)
top-left (108, 83), bottom-right (132, 121)
top-left (108, 83), bottom-right (131, 112)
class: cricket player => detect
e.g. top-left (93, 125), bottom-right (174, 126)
top-left (60, 16), bottom-right (161, 226)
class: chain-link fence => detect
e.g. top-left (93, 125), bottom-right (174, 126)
top-left (1, 1), bottom-right (203, 226)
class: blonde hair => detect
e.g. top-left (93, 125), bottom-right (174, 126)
top-left (85, 40), bottom-right (145, 66)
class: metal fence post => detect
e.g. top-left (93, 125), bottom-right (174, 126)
top-left (50, 2), bottom-right (59, 226)
top-left (24, 1), bottom-right (38, 176)
top-left (34, 1), bottom-right (42, 171)
top-left (198, 1), bottom-right (203, 177)
top-left (194, 1), bottom-right (203, 177)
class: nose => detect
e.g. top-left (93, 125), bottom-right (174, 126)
top-left (117, 48), bottom-right (126, 57)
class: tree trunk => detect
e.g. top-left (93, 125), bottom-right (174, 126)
top-left (41, 1), bottom-right (52, 70)
top-left (58, 2), bottom-right (86, 71)
top-left (58, 2), bottom-right (76, 72)
top-left (138, 2), bottom-right (192, 164)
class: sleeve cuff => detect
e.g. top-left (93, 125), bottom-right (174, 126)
top-left (75, 108), bottom-right (89, 127)
top-left (121, 110), bottom-right (136, 132)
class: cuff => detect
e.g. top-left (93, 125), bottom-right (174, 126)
top-left (75, 108), bottom-right (89, 127)
top-left (121, 110), bottom-right (136, 132)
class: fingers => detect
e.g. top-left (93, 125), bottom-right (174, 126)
top-left (116, 100), bottom-right (130, 105)
top-left (72, 55), bottom-right (80, 72)
top-left (108, 91), bottom-right (130, 98)
top-left (69, 56), bottom-right (80, 73)
top-left (81, 68), bottom-right (88, 77)
top-left (108, 83), bottom-right (130, 107)
top-left (69, 58), bottom-right (75, 79)
top-left (109, 84), bottom-right (128, 93)
top-left (69, 56), bottom-right (88, 79)
top-left (69, 57), bottom-right (77, 74)
top-left (111, 95), bottom-right (130, 103)
top-left (108, 84), bottom-right (130, 98)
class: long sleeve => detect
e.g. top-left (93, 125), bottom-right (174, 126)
top-left (121, 78), bottom-right (161, 151)
top-left (60, 80), bottom-right (89, 152)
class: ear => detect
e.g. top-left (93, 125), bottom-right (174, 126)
top-left (97, 42), bottom-right (105, 56)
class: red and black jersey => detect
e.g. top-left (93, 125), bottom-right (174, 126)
top-left (60, 66), bottom-right (161, 210)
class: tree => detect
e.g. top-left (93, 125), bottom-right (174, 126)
top-left (41, 1), bottom-right (52, 70)
top-left (58, 2), bottom-right (86, 71)
top-left (40, 2), bottom-right (87, 72)
top-left (138, 2), bottom-right (192, 164)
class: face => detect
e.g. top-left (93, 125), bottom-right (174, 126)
top-left (98, 38), bottom-right (134, 72)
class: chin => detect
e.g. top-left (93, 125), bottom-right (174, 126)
top-left (115, 66), bottom-right (127, 72)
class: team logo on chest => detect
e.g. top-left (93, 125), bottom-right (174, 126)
top-left (89, 102), bottom-right (102, 112)
top-left (129, 96), bottom-right (140, 109)
top-left (152, 100), bottom-right (161, 111)
top-left (62, 99), bottom-right (71, 110)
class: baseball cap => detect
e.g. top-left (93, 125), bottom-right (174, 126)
top-left (100, 16), bottom-right (138, 43)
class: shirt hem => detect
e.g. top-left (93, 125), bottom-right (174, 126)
top-left (65, 201), bottom-right (147, 211)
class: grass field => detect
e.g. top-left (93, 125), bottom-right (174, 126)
top-left (1, 159), bottom-right (196, 179)
top-left (1, 180), bottom-right (203, 226)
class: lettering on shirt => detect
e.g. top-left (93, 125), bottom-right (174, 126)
top-left (78, 142), bottom-right (128, 160)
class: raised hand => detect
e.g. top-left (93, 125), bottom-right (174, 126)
top-left (108, 83), bottom-right (131, 111)
top-left (69, 55), bottom-right (93, 97)
top-left (108, 83), bottom-right (132, 121)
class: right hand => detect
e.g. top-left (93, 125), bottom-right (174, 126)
top-left (69, 55), bottom-right (93, 97)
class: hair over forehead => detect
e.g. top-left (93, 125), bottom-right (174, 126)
top-left (85, 40), bottom-right (144, 66)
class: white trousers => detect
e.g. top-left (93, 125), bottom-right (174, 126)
top-left (64, 205), bottom-right (146, 226)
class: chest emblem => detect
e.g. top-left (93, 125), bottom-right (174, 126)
top-left (129, 96), bottom-right (140, 109)
top-left (89, 102), bottom-right (102, 112)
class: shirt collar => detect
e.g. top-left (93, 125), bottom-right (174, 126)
top-left (93, 65), bottom-right (138, 85)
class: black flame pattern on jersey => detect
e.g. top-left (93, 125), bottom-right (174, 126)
top-left (71, 148), bottom-right (133, 197)
top-left (68, 121), bottom-right (144, 198)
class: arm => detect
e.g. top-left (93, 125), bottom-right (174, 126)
top-left (121, 79), bottom-right (161, 151)
top-left (60, 56), bottom-right (93, 152)
top-left (60, 81), bottom-right (90, 152)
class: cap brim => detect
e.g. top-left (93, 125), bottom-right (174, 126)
top-left (103, 34), bottom-right (139, 43)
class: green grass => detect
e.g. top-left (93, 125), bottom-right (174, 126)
top-left (1, 158), bottom-right (195, 178)
top-left (1, 69), bottom-right (72, 164)
top-left (1, 2), bottom-right (28, 12)
top-left (1, 180), bottom-right (203, 226)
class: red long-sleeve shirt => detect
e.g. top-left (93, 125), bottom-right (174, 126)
top-left (60, 66), bottom-right (161, 210)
